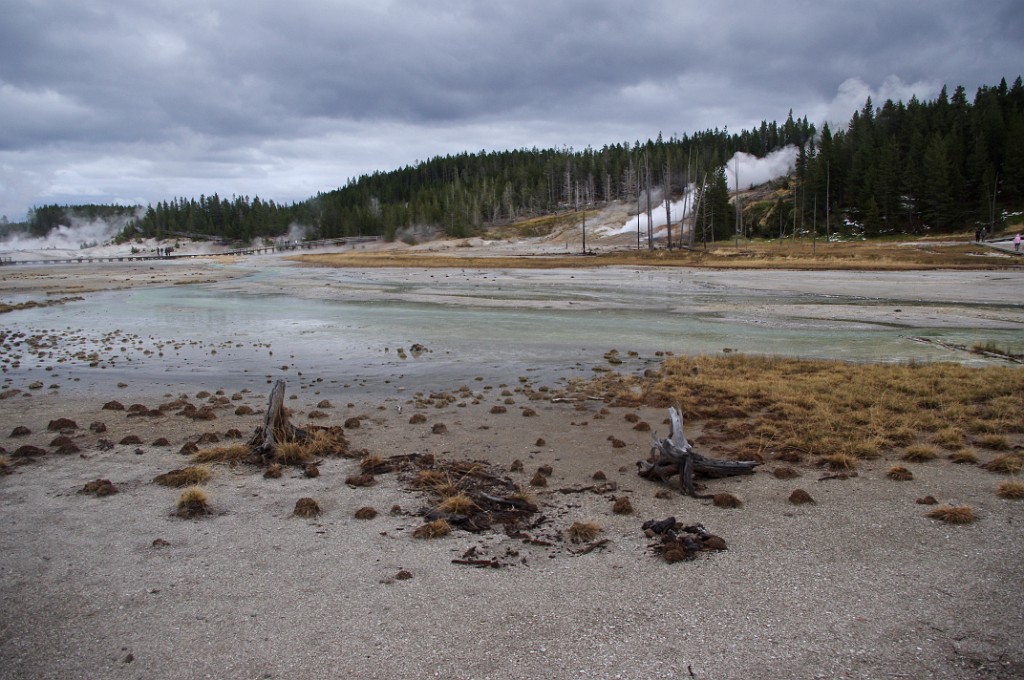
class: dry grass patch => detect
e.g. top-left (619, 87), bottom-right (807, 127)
top-left (567, 521), bottom-right (602, 543)
top-left (926, 504), bottom-right (976, 524)
top-left (981, 454), bottom-right (1024, 474)
top-left (932, 427), bottom-right (965, 449)
top-left (176, 487), bottom-right (210, 518)
top-left (886, 465), bottom-right (914, 481)
top-left (976, 434), bottom-right (1010, 450)
top-left (902, 444), bottom-right (939, 463)
top-left (948, 449), bottom-right (979, 464)
top-left (191, 443), bottom-right (249, 464)
top-left (819, 453), bottom-right (858, 471)
top-left (572, 354), bottom-right (1022, 472)
top-left (413, 519), bottom-right (451, 539)
top-left (996, 481), bottom-right (1024, 499)
top-left (153, 466), bottom-right (211, 487)
top-left (436, 493), bottom-right (476, 514)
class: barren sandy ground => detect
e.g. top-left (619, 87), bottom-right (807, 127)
top-left (2, 254), bottom-right (1023, 679)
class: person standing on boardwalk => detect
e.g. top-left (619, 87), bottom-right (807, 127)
top-left (1014, 233), bottom-right (1021, 252)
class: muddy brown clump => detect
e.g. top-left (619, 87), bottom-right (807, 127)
top-left (773, 466), bottom-right (801, 479)
top-left (354, 506), bottom-right (378, 519)
top-left (303, 463), bottom-right (320, 478)
top-left (612, 496), bottom-right (634, 515)
top-left (293, 497), bottom-right (321, 518)
top-left (887, 465), bottom-right (914, 481)
top-left (916, 495), bottom-right (938, 505)
top-left (408, 413), bottom-right (427, 424)
top-left (234, 405), bottom-right (254, 416)
top-left (431, 423), bottom-right (448, 435)
top-left (529, 472), bottom-right (548, 487)
top-left (102, 401), bottom-right (125, 411)
top-left (789, 489), bottom-right (815, 505)
top-left (80, 478), bottom-right (118, 496)
top-left (89, 422), bottom-right (107, 433)
top-left (10, 426), bottom-right (31, 437)
top-left (119, 435), bottom-right (142, 445)
top-left (345, 474), bottom-right (375, 487)
top-left (510, 459), bottom-right (524, 472)
top-left (535, 438), bottom-right (546, 447)
top-left (179, 442), bottom-right (199, 455)
top-left (592, 470), bottom-right (607, 481)
top-left (713, 493), bottom-right (742, 508)
top-left (490, 405), bottom-right (507, 414)
top-left (13, 445), bottom-right (46, 458)
top-left (47, 418), bottom-right (78, 432)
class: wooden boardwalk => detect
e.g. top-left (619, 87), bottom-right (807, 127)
top-left (0, 235), bottom-right (380, 267)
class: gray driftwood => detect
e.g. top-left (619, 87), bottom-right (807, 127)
top-left (637, 407), bottom-right (759, 497)
top-left (247, 380), bottom-right (308, 461)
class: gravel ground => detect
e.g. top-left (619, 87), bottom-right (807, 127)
top-left (2, 386), bottom-right (1023, 680)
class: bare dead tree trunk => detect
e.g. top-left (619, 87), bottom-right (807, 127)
top-left (248, 380), bottom-right (308, 460)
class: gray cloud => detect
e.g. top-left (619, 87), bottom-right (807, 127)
top-left (0, 0), bottom-right (1020, 221)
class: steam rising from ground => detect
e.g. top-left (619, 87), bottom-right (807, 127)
top-left (0, 210), bottom-right (140, 256)
top-left (725, 146), bottom-right (798, 190)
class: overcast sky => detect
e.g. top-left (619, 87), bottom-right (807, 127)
top-left (1, 0), bottom-right (1021, 222)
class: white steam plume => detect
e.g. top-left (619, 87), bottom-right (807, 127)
top-left (724, 146), bottom-right (798, 191)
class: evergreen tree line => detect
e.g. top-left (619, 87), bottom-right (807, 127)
top-left (15, 76), bottom-right (1021, 244)
top-left (790, 76), bottom-right (1024, 238)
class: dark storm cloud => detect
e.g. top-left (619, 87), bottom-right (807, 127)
top-left (0, 0), bottom-right (1020, 220)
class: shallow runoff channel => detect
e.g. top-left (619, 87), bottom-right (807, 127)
top-left (4, 261), bottom-right (1023, 400)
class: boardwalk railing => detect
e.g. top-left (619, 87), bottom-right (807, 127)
top-left (0, 235), bottom-right (380, 267)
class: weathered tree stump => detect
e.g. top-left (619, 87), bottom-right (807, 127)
top-left (637, 407), bottom-right (759, 497)
top-left (247, 380), bottom-right (308, 461)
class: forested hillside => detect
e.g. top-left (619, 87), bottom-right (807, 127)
top-left (17, 77), bottom-right (1023, 244)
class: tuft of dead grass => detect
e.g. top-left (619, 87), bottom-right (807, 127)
top-left (191, 443), bottom-right (250, 464)
top-left (948, 449), bottom-right (979, 464)
top-left (819, 453), bottom-right (858, 471)
top-left (413, 519), bottom-right (451, 539)
top-left (886, 465), bottom-right (914, 481)
top-left (567, 521), bottom-right (602, 543)
top-left (926, 504), bottom-right (976, 524)
top-left (436, 493), bottom-right (476, 514)
top-left (996, 481), bottom-right (1024, 499)
top-left (981, 454), bottom-right (1024, 474)
top-left (902, 444), bottom-right (939, 463)
top-left (293, 497), bottom-right (321, 518)
top-left (153, 465), bottom-right (211, 487)
top-left (176, 486), bottom-right (210, 518)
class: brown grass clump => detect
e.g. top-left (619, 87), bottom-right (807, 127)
top-left (191, 443), bottom-right (250, 464)
top-left (948, 449), bottom-right (979, 464)
top-left (293, 497), bottom-right (321, 518)
top-left (916, 495), bottom-right (938, 505)
top-left (263, 464), bottom-right (283, 479)
top-left (592, 470), bottom-right (607, 481)
top-left (119, 435), bottom-right (142, 445)
top-left (612, 496), bottom-right (634, 514)
top-left (303, 463), bottom-right (320, 478)
top-left (819, 453), bottom-right (858, 471)
top-left (153, 466), bottom-right (211, 487)
top-left (529, 471), bottom-right (548, 487)
top-left (412, 469), bottom-right (447, 488)
top-left (996, 481), bottom-right (1024, 499)
top-left (80, 478), bottom-right (118, 496)
top-left (773, 466), bottom-right (801, 479)
top-left (981, 454), bottom-right (1023, 474)
top-left (509, 459), bottom-right (524, 472)
top-left (413, 519), bottom-right (451, 539)
top-left (932, 427), bottom-right (965, 449)
top-left (437, 493), bottom-right (476, 514)
top-left (926, 504), bottom-right (975, 524)
top-left (354, 506), bottom-right (379, 519)
top-left (902, 444), bottom-right (939, 463)
top-left (788, 489), bottom-right (815, 505)
top-left (712, 492), bottom-right (742, 508)
top-left (977, 434), bottom-right (1010, 450)
top-left (408, 413), bottom-right (427, 424)
top-left (275, 441), bottom-right (313, 465)
top-left (567, 521), bottom-right (601, 543)
top-left (886, 465), bottom-right (914, 481)
top-left (176, 487), bottom-right (210, 518)
top-left (345, 474), bottom-right (375, 487)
